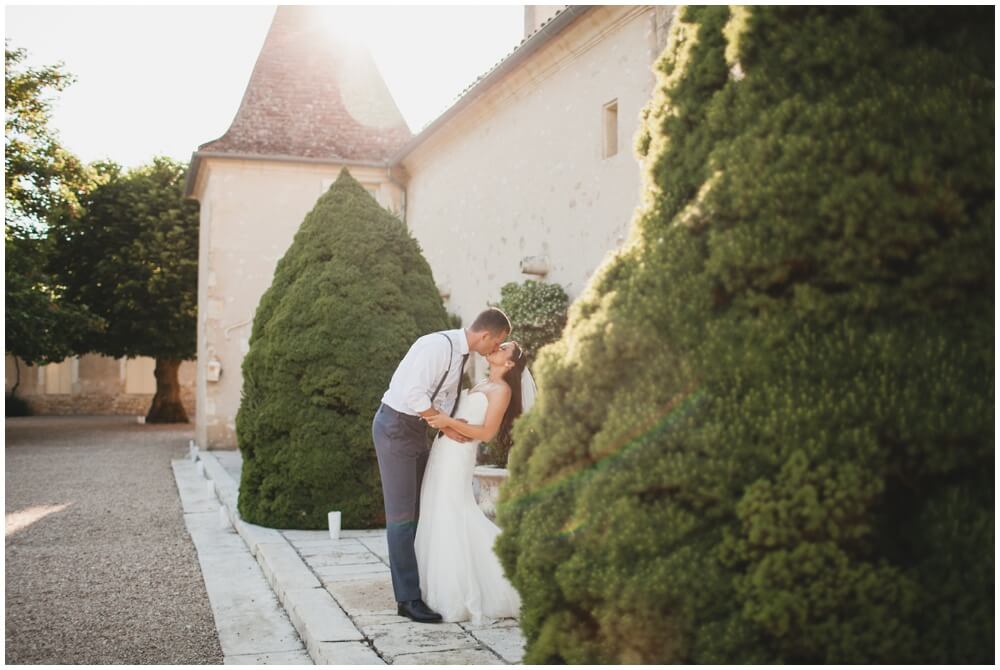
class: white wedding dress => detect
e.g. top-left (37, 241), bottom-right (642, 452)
top-left (414, 389), bottom-right (521, 624)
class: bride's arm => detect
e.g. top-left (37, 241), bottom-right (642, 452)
top-left (426, 386), bottom-right (510, 442)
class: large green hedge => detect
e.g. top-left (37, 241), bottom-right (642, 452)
top-left (236, 169), bottom-right (450, 529)
top-left (496, 7), bottom-right (993, 664)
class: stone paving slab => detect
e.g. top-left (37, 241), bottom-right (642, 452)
top-left (174, 460), bottom-right (225, 514)
top-left (283, 587), bottom-right (365, 643)
top-left (224, 650), bottom-right (313, 665)
top-left (363, 621), bottom-right (480, 659)
top-left (282, 529), bottom-right (332, 542)
top-left (302, 550), bottom-right (384, 568)
top-left (467, 625), bottom-right (526, 663)
top-left (197, 448), bottom-right (525, 665)
top-left (312, 641), bottom-right (385, 665)
top-left (392, 647), bottom-right (505, 665)
top-left (295, 540), bottom-right (371, 557)
top-left (173, 461), bottom-right (310, 665)
top-left (323, 578), bottom-right (398, 617)
top-left (258, 542), bottom-right (323, 600)
top-left (313, 562), bottom-right (392, 581)
top-left (235, 519), bottom-right (285, 556)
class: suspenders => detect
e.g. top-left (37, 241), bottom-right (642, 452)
top-left (428, 333), bottom-right (453, 405)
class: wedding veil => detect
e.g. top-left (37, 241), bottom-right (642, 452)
top-left (521, 367), bottom-right (537, 413)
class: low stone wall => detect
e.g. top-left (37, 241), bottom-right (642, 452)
top-left (15, 387), bottom-right (196, 418)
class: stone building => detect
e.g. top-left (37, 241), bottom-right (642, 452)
top-left (185, 5), bottom-right (675, 448)
top-left (5, 354), bottom-right (196, 418)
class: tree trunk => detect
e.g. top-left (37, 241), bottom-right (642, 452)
top-left (12, 357), bottom-right (21, 396)
top-left (145, 358), bottom-right (189, 423)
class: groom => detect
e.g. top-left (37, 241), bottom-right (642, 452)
top-left (372, 308), bottom-right (511, 623)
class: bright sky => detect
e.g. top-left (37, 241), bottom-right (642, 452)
top-left (5, 3), bottom-right (526, 168)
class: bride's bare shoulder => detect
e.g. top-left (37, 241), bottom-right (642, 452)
top-left (483, 381), bottom-right (511, 400)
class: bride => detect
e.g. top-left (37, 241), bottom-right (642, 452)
top-left (416, 341), bottom-right (534, 624)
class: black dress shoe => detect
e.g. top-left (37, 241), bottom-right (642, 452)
top-left (398, 599), bottom-right (443, 623)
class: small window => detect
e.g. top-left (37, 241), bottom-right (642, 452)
top-left (603, 99), bottom-right (619, 158)
top-left (43, 358), bottom-right (75, 394)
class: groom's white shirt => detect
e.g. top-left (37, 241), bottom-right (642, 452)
top-left (381, 329), bottom-right (470, 416)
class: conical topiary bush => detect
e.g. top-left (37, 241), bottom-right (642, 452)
top-left (236, 169), bottom-right (450, 529)
top-left (496, 6), bottom-right (993, 664)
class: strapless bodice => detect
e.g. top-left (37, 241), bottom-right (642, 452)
top-left (453, 389), bottom-right (489, 425)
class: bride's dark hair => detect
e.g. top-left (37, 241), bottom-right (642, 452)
top-left (496, 342), bottom-right (528, 451)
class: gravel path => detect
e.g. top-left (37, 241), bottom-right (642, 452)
top-left (5, 416), bottom-right (224, 664)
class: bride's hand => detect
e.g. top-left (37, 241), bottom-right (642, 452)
top-left (441, 425), bottom-right (471, 443)
top-left (425, 413), bottom-right (451, 429)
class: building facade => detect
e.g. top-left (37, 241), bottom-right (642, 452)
top-left (5, 354), bottom-right (196, 417)
top-left (186, 5), bottom-right (676, 448)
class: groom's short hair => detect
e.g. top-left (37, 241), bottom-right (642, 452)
top-left (470, 308), bottom-right (512, 336)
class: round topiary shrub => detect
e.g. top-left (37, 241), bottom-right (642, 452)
top-left (496, 6), bottom-right (993, 664)
top-left (495, 280), bottom-right (569, 365)
top-left (236, 169), bottom-right (450, 529)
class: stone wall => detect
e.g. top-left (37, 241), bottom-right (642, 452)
top-left (402, 5), bottom-right (672, 380)
top-left (5, 354), bottom-right (196, 418)
top-left (190, 158), bottom-right (405, 448)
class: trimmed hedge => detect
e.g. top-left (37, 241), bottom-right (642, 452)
top-left (236, 169), bottom-right (450, 529)
top-left (495, 280), bottom-right (569, 366)
top-left (496, 6), bottom-right (993, 664)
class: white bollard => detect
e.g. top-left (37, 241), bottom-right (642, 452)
top-left (206, 479), bottom-right (215, 496)
top-left (196, 461), bottom-right (205, 478)
top-left (219, 505), bottom-right (229, 529)
top-left (136, 415), bottom-right (145, 424)
top-left (328, 511), bottom-right (342, 540)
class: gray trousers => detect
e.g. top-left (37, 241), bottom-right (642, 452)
top-left (372, 403), bottom-right (431, 603)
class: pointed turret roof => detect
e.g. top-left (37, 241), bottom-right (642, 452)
top-left (198, 6), bottom-right (411, 162)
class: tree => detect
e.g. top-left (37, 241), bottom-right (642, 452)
top-left (5, 45), bottom-right (90, 228)
top-left (47, 157), bottom-right (199, 423)
top-left (236, 169), bottom-right (450, 529)
top-left (496, 6), bottom-right (992, 664)
top-left (5, 44), bottom-right (101, 396)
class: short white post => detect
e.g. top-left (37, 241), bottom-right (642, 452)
top-left (219, 505), bottom-right (229, 529)
top-left (206, 479), bottom-right (215, 496)
top-left (196, 461), bottom-right (205, 478)
top-left (328, 511), bottom-right (342, 540)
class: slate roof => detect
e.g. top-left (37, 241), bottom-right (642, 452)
top-left (197, 6), bottom-right (412, 163)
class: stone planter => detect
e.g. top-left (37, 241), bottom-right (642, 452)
top-left (472, 466), bottom-right (509, 521)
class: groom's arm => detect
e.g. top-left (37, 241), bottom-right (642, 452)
top-left (402, 336), bottom-right (452, 415)
top-left (418, 407), bottom-right (471, 443)
top-left (401, 336), bottom-right (471, 443)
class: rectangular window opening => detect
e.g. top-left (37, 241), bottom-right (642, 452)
top-left (603, 99), bottom-right (619, 158)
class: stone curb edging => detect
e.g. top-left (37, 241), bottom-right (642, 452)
top-left (193, 448), bottom-right (385, 666)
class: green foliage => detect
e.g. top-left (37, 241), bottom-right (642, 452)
top-left (5, 225), bottom-right (104, 368)
top-left (497, 6), bottom-right (993, 664)
top-left (47, 157), bottom-right (199, 361)
top-left (236, 169), bottom-right (450, 529)
top-left (5, 45), bottom-right (91, 228)
top-left (495, 280), bottom-right (569, 365)
top-left (479, 280), bottom-right (569, 467)
top-left (4, 44), bottom-right (102, 369)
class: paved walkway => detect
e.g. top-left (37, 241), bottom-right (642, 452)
top-left (196, 448), bottom-right (526, 665)
top-left (173, 457), bottom-right (311, 664)
top-left (5, 416), bottom-right (224, 664)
